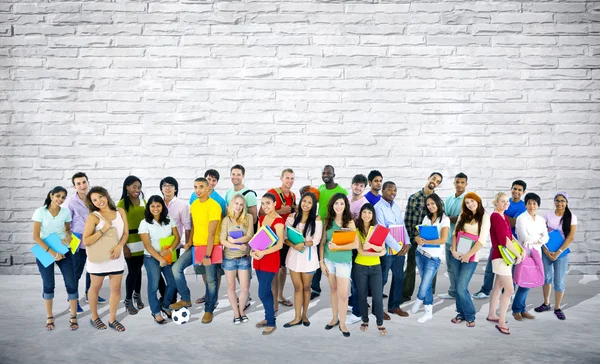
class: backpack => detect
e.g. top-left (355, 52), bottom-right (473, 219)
top-left (242, 189), bottom-right (258, 232)
top-left (513, 248), bottom-right (545, 288)
top-left (274, 187), bottom-right (297, 213)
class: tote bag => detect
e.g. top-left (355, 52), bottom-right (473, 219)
top-left (87, 212), bottom-right (119, 263)
top-left (513, 248), bottom-right (545, 288)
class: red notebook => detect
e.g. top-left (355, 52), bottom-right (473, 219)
top-left (366, 225), bottom-right (390, 252)
top-left (192, 245), bottom-right (223, 265)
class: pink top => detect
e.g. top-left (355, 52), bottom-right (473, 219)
top-left (166, 197), bottom-right (191, 248)
top-left (285, 214), bottom-right (323, 273)
top-left (350, 196), bottom-right (369, 220)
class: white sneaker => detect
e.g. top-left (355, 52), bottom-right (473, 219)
top-left (417, 305), bottom-right (433, 323)
top-left (472, 291), bottom-right (489, 299)
top-left (438, 293), bottom-right (455, 299)
top-left (411, 299), bottom-right (423, 314)
top-left (345, 314), bottom-right (362, 325)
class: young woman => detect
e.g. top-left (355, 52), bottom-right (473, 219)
top-left (138, 195), bottom-right (179, 325)
top-left (283, 192), bottom-right (322, 328)
top-left (487, 192), bottom-right (525, 335)
top-left (320, 193), bottom-right (358, 338)
top-left (412, 193), bottom-right (449, 323)
top-left (32, 186), bottom-right (78, 331)
top-left (117, 175), bottom-right (146, 315)
top-left (252, 193), bottom-right (284, 335)
top-left (513, 193), bottom-right (549, 321)
top-left (450, 192), bottom-right (490, 327)
top-left (536, 192), bottom-right (577, 320)
top-left (354, 203), bottom-right (387, 335)
top-left (220, 195), bottom-right (254, 325)
top-left (83, 186), bottom-right (129, 332)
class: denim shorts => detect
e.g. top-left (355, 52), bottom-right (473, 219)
top-left (222, 256), bottom-right (251, 271)
top-left (323, 258), bottom-right (351, 279)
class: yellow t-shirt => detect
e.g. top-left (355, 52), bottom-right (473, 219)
top-left (190, 198), bottom-right (222, 246)
top-left (354, 230), bottom-right (381, 266)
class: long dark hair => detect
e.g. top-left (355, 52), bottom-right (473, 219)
top-left (293, 192), bottom-right (317, 237)
top-left (144, 195), bottom-right (170, 225)
top-left (425, 193), bottom-right (445, 224)
top-left (44, 186), bottom-right (68, 208)
top-left (120, 175), bottom-right (144, 211)
top-left (556, 193), bottom-right (573, 236)
top-left (324, 193), bottom-right (353, 231)
top-left (86, 186), bottom-right (117, 212)
top-left (455, 192), bottom-right (486, 236)
top-left (355, 203), bottom-right (376, 237)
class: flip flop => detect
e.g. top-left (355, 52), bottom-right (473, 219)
top-left (278, 299), bottom-right (293, 307)
top-left (495, 325), bottom-right (510, 335)
top-left (486, 318), bottom-right (508, 323)
top-left (195, 296), bottom-right (206, 304)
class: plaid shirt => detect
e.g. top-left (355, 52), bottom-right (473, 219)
top-left (404, 189), bottom-right (427, 244)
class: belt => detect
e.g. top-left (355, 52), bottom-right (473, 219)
top-left (417, 248), bottom-right (433, 259)
top-left (231, 255), bottom-right (248, 260)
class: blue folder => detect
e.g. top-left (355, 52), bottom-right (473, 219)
top-left (31, 233), bottom-right (69, 267)
top-left (418, 225), bottom-right (440, 248)
top-left (546, 230), bottom-right (570, 258)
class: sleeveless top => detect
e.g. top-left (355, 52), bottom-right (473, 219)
top-left (253, 215), bottom-right (284, 273)
top-left (86, 210), bottom-right (126, 274)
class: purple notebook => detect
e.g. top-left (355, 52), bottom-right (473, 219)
top-left (249, 227), bottom-right (277, 251)
top-left (229, 231), bottom-right (244, 250)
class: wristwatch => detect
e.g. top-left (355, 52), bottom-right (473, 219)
top-left (204, 255), bottom-right (211, 259)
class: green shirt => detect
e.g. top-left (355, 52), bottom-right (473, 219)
top-left (224, 186), bottom-right (257, 211)
top-left (324, 221), bottom-right (353, 263)
top-left (117, 198), bottom-right (146, 257)
top-left (318, 183), bottom-right (348, 220)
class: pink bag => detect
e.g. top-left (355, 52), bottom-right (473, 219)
top-left (514, 248), bottom-right (545, 288)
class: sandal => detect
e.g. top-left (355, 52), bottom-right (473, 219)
top-left (108, 319), bottom-right (126, 332)
top-left (125, 299), bottom-right (138, 315)
top-left (69, 315), bottom-right (79, 331)
top-left (535, 303), bottom-right (552, 313)
top-left (495, 324), bottom-right (510, 335)
top-left (46, 316), bottom-right (55, 331)
top-left (451, 315), bottom-right (464, 324)
top-left (90, 317), bottom-right (107, 330)
top-left (466, 320), bottom-right (476, 328)
top-left (153, 314), bottom-right (167, 325)
top-left (195, 296), bottom-right (206, 304)
top-left (161, 308), bottom-right (172, 320)
top-left (360, 322), bottom-right (368, 332)
top-left (377, 326), bottom-right (387, 336)
top-left (278, 298), bottom-right (293, 307)
top-left (554, 309), bottom-right (566, 320)
top-left (133, 293), bottom-right (145, 310)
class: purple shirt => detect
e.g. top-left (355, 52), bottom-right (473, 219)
top-left (350, 196), bottom-right (369, 220)
top-left (166, 197), bottom-right (191, 247)
top-left (65, 192), bottom-right (89, 249)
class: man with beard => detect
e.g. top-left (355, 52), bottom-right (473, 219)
top-left (402, 172), bottom-right (444, 303)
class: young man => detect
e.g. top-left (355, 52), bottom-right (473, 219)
top-left (473, 180), bottom-right (527, 299)
top-left (311, 165), bottom-right (348, 300)
top-left (65, 172), bottom-right (106, 312)
top-left (402, 172), bottom-right (444, 303)
top-left (364, 170), bottom-right (383, 206)
top-left (265, 168), bottom-right (297, 308)
top-left (224, 164), bottom-right (258, 226)
top-left (157, 177), bottom-right (191, 303)
top-left (439, 173), bottom-right (468, 300)
top-left (375, 181), bottom-right (412, 318)
top-left (349, 174), bottom-right (369, 220)
top-left (170, 178), bottom-right (222, 324)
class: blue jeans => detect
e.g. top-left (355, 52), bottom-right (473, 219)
top-left (381, 254), bottom-right (405, 310)
top-left (36, 251), bottom-right (78, 301)
top-left (512, 285), bottom-right (531, 313)
top-left (543, 253), bottom-right (569, 292)
top-left (444, 244), bottom-right (456, 297)
top-left (172, 249), bottom-right (220, 313)
top-left (144, 255), bottom-right (176, 315)
top-left (72, 247), bottom-right (91, 297)
top-left (479, 248), bottom-right (495, 295)
top-left (448, 257), bottom-right (478, 321)
top-left (415, 250), bottom-right (441, 305)
top-left (349, 264), bottom-right (360, 317)
top-left (257, 270), bottom-right (276, 327)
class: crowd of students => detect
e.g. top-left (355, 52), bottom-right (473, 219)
top-left (32, 166), bottom-right (577, 336)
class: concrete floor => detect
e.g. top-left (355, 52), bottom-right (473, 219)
top-left (1, 267), bottom-right (599, 364)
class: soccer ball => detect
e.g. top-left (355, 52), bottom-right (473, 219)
top-left (172, 307), bottom-right (190, 325)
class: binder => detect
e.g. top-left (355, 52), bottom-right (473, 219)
top-left (455, 231), bottom-right (478, 263)
top-left (286, 226), bottom-right (305, 245)
top-left (159, 235), bottom-right (177, 264)
top-left (330, 230), bottom-right (357, 251)
top-left (249, 225), bottom-right (278, 251)
top-left (70, 233), bottom-right (81, 254)
top-left (229, 230), bottom-right (245, 250)
top-left (417, 225), bottom-right (440, 248)
top-left (192, 244), bottom-right (223, 265)
top-left (499, 239), bottom-right (523, 265)
top-left (387, 225), bottom-right (405, 254)
top-left (365, 225), bottom-right (389, 252)
top-left (31, 233), bottom-right (69, 268)
top-left (545, 230), bottom-right (569, 258)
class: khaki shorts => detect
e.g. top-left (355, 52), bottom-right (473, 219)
top-left (492, 258), bottom-right (512, 276)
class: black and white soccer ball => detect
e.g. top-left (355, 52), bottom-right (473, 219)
top-left (172, 307), bottom-right (190, 325)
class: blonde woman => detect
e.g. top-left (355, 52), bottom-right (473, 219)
top-left (220, 195), bottom-right (254, 324)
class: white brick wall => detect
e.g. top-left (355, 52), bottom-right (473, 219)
top-left (1, 0), bottom-right (599, 274)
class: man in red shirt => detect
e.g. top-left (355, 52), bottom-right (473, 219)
top-left (262, 168), bottom-right (297, 309)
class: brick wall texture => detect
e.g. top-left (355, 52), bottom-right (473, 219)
top-left (1, 0), bottom-right (599, 274)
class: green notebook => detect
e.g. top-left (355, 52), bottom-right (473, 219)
top-left (286, 226), bottom-right (305, 245)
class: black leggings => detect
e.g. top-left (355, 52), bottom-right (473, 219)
top-left (125, 255), bottom-right (144, 300)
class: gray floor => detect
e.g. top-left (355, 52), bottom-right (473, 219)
top-left (1, 266), bottom-right (599, 364)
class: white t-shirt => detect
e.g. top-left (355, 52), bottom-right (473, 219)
top-left (418, 214), bottom-right (450, 259)
top-left (138, 217), bottom-right (177, 255)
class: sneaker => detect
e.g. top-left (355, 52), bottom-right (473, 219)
top-left (438, 293), bottom-right (455, 299)
top-left (169, 300), bottom-right (192, 310)
top-left (76, 302), bottom-right (84, 313)
top-left (534, 303), bottom-right (552, 313)
top-left (411, 299), bottom-right (423, 314)
top-left (554, 309), bottom-right (566, 320)
top-left (310, 292), bottom-right (320, 300)
top-left (417, 305), bottom-right (433, 323)
top-left (472, 291), bottom-right (489, 299)
top-left (97, 296), bottom-right (107, 304)
top-left (345, 314), bottom-right (362, 325)
top-left (233, 317), bottom-right (242, 325)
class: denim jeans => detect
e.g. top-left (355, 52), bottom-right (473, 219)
top-left (311, 248), bottom-right (322, 294)
top-left (479, 248), bottom-right (495, 295)
top-left (542, 253), bottom-right (569, 292)
top-left (355, 263), bottom-right (384, 325)
top-left (36, 251), bottom-right (78, 301)
top-left (349, 264), bottom-right (360, 317)
top-left (125, 255), bottom-right (144, 300)
top-left (172, 248), bottom-right (220, 313)
top-left (402, 243), bottom-right (437, 301)
top-left (381, 254), bottom-right (405, 310)
top-left (512, 286), bottom-right (530, 313)
top-left (415, 250), bottom-right (441, 305)
top-left (72, 247), bottom-right (91, 297)
top-left (447, 257), bottom-right (478, 321)
top-left (144, 255), bottom-right (176, 315)
top-left (444, 243), bottom-right (456, 297)
top-left (257, 270), bottom-right (276, 327)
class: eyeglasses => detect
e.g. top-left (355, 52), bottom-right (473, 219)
top-left (162, 184), bottom-right (175, 189)
top-left (554, 200), bottom-right (567, 204)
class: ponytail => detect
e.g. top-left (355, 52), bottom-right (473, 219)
top-left (561, 206), bottom-right (572, 237)
top-left (43, 192), bottom-right (52, 208)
